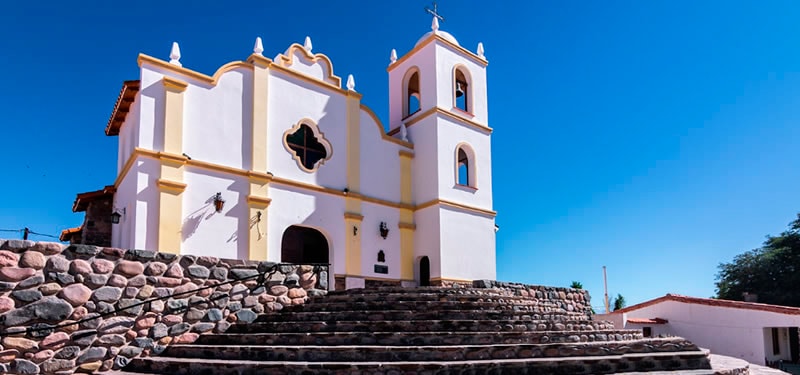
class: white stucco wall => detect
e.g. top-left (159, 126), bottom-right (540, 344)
top-left (438, 206), bottom-right (496, 280)
top-left (413, 205), bottom-right (441, 279)
top-left (359, 202), bottom-right (401, 280)
top-left (182, 68), bottom-right (252, 170)
top-left (267, 73), bottom-right (347, 189)
top-left (359, 110), bottom-right (402, 202)
top-left (435, 116), bottom-right (493, 210)
top-left (388, 45), bottom-right (437, 129)
top-left (434, 43), bottom-right (488, 123)
top-left (618, 300), bottom-right (800, 365)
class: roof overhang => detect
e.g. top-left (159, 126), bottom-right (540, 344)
top-left (627, 318), bottom-right (669, 325)
top-left (105, 80), bottom-right (140, 136)
top-left (72, 185), bottom-right (116, 212)
top-left (59, 226), bottom-right (82, 242)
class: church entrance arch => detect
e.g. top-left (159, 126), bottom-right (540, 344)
top-left (281, 225), bottom-right (329, 264)
top-left (419, 256), bottom-right (431, 287)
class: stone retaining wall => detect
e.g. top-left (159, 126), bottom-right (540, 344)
top-left (0, 239), bottom-right (327, 374)
top-left (472, 279), bottom-right (593, 316)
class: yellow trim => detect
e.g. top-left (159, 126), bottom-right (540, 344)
top-left (344, 212), bottom-right (364, 221)
top-left (391, 106), bottom-right (492, 135)
top-left (114, 152), bottom-right (138, 188)
top-left (398, 222), bottom-right (416, 230)
top-left (416, 198), bottom-right (496, 217)
top-left (246, 195), bottom-right (272, 208)
top-left (387, 34), bottom-right (488, 74)
top-left (282, 118), bottom-right (333, 173)
top-left (247, 54), bottom-right (273, 68)
top-left (334, 274), bottom-right (415, 283)
top-left (275, 43), bottom-right (342, 87)
top-left (162, 76), bottom-right (188, 92)
top-left (399, 150), bottom-right (415, 159)
top-left (248, 54), bottom-right (271, 262)
top-left (360, 104), bottom-right (414, 149)
top-left (138, 54), bottom-right (253, 86)
top-left (156, 179), bottom-right (187, 193)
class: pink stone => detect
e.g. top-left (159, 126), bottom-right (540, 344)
top-left (173, 282), bottom-right (197, 295)
top-left (288, 288), bottom-right (307, 299)
top-left (161, 315), bottom-right (183, 325)
top-left (164, 263), bottom-right (183, 278)
top-left (69, 259), bottom-right (92, 275)
top-left (269, 285), bottom-right (288, 296)
top-left (135, 313), bottom-right (157, 330)
top-left (0, 349), bottom-right (19, 362)
top-left (0, 267), bottom-right (35, 282)
top-left (174, 332), bottom-right (199, 344)
top-left (71, 306), bottom-right (88, 320)
top-left (197, 256), bottom-right (219, 267)
top-left (59, 283), bottom-right (92, 306)
top-left (2, 337), bottom-right (38, 351)
top-left (125, 330), bottom-right (137, 341)
top-left (259, 294), bottom-right (276, 304)
top-left (0, 297), bottom-right (14, 313)
top-left (30, 242), bottom-right (65, 255)
top-left (32, 349), bottom-right (54, 363)
top-left (0, 250), bottom-right (18, 267)
top-left (115, 260), bottom-right (144, 276)
top-left (145, 262), bottom-right (167, 276)
top-left (107, 274), bottom-right (128, 287)
top-left (299, 272), bottom-right (317, 289)
top-left (197, 288), bottom-right (212, 297)
top-left (137, 329), bottom-right (149, 337)
top-left (41, 332), bottom-right (70, 349)
top-left (156, 277), bottom-right (182, 287)
top-left (291, 297), bottom-right (305, 305)
top-left (91, 259), bottom-right (115, 274)
top-left (18, 251), bottom-right (46, 270)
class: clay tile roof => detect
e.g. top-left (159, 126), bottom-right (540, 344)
top-left (105, 80), bottom-right (140, 136)
top-left (59, 226), bottom-right (82, 242)
top-left (627, 317), bottom-right (668, 324)
top-left (72, 185), bottom-right (116, 212)
top-left (613, 293), bottom-right (800, 316)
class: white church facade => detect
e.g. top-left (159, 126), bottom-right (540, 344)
top-left (86, 18), bottom-right (496, 289)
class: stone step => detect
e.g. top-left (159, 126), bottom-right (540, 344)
top-left (195, 329), bottom-right (644, 346)
top-left (256, 309), bottom-right (590, 323)
top-left (121, 350), bottom-right (711, 375)
top-left (286, 299), bottom-right (587, 313)
top-left (160, 339), bottom-right (700, 362)
top-left (228, 319), bottom-right (616, 333)
top-left (312, 292), bottom-right (581, 306)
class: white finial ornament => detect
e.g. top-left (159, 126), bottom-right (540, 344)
top-left (346, 74), bottom-right (355, 91)
top-left (432, 16), bottom-right (439, 32)
top-left (254, 37), bottom-right (264, 56)
top-left (477, 42), bottom-right (485, 58)
top-left (169, 42), bottom-right (182, 67)
top-left (390, 49), bottom-right (397, 64)
top-left (400, 122), bottom-right (409, 142)
top-left (304, 36), bottom-right (313, 52)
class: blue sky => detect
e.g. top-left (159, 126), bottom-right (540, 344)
top-left (1, 1), bottom-right (799, 309)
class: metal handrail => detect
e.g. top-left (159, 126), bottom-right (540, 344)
top-left (0, 262), bottom-right (329, 338)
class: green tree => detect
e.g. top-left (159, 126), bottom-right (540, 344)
top-left (715, 214), bottom-right (800, 306)
top-left (570, 281), bottom-right (583, 289)
top-left (612, 294), bottom-right (626, 311)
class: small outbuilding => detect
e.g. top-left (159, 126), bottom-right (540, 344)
top-left (599, 294), bottom-right (800, 366)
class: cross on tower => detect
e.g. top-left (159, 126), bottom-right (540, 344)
top-left (425, 1), bottom-right (445, 22)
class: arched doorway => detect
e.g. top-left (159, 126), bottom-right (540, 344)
top-left (281, 226), bottom-right (329, 264)
top-left (419, 256), bottom-right (430, 287)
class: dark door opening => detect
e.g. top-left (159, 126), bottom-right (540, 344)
top-left (790, 327), bottom-right (799, 362)
top-left (419, 256), bottom-right (430, 287)
top-left (281, 226), bottom-right (329, 264)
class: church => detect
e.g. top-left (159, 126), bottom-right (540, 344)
top-left (64, 16), bottom-right (497, 290)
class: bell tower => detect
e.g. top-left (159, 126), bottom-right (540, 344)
top-left (387, 15), bottom-right (496, 285)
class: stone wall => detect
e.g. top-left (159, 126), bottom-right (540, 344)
top-left (0, 239), bottom-right (327, 374)
top-left (472, 280), bottom-right (593, 316)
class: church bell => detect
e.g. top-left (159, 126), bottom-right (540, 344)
top-left (455, 82), bottom-right (465, 98)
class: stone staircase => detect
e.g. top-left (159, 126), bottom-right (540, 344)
top-left (114, 286), bottom-right (717, 374)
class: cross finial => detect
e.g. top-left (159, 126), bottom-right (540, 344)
top-left (425, 1), bottom-right (445, 23)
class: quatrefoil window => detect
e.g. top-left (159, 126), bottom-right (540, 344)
top-left (283, 120), bottom-right (331, 172)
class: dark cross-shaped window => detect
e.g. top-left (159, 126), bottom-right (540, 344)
top-left (286, 124), bottom-right (327, 170)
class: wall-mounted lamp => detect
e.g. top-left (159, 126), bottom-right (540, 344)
top-left (111, 208), bottom-right (126, 224)
top-left (353, 225), bottom-right (358, 236)
top-left (343, 188), bottom-right (349, 196)
top-left (256, 211), bottom-right (262, 222)
top-left (379, 222), bottom-right (389, 239)
top-left (213, 192), bottom-right (225, 213)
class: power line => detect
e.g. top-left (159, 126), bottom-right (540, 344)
top-left (0, 228), bottom-right (60, 240)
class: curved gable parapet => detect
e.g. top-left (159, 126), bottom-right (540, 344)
top-left (276, 44), bottom-right (341, 87)
top-left (137, 53), bottom-right (259, 87)
top-left (360, 104), bottom-right (413, 149)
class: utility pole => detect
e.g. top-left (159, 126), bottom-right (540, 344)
top-left (23, 227), bottom-right (29, 240)
top-left (603, 266), bottom-right (610, 313)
